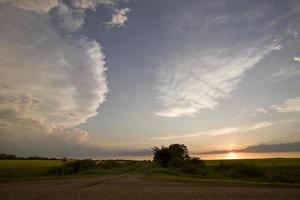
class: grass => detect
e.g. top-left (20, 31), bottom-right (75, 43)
top-left (0, 160), bottom-right (62, 168)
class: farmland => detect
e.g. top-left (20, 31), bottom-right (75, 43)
top-left (0, 160), bottom-right (62, 178)
top-left (1, 158), bottom-right (300, 184)
top-left (1, 158), bottom-right (300, 200)
top-left (205, 158), bottom-right (300, 168)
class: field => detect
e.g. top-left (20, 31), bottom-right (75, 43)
top-left (1, 158), bottom-right (300, 183)
top-left (1, 158), bottom-right (300, 200)
top-left (205, 158), bottom-right (300, 168)
top-left (0, 160), bottom-right (62, 178)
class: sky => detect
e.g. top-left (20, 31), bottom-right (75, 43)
top-left (0, 0), bottom-right (300, 158)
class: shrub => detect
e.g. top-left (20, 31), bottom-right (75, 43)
top-left (65, 159), bottom-right (97, 174)
top-left (48, 159), bottom-right (97, 175)
top-left (98, 160), bottom-right (122, 169)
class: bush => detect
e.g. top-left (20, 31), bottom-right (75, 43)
top-left (98, 160), bottom-right (122, 169)
top-left (65, 159), bottom-right (97, 174)
top-left (48, 159), bottom-right (97, 175)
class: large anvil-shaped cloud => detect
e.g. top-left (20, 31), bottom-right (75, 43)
top-left (0, 7), bottom-right (108, 127)
top-left (0, 3), bottom-right (110, 156)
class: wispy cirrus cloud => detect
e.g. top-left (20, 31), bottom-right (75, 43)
top-left (152, 119), bottom-right (297, 141)
top-left (155, 1), bottom-right (283, 118)
top-left (270, 97), bottom-right (300, 113)
top-left (270, 66), bottom-right (300, 83)
top-left (255, 108), bottom-right (268, 113)
top-left (294, 56), bottom-right (300, 62)
top-left (152, 127), bottom-right (239, 140)
top-left (256, 97), bottom-right (300, 114)
top-left (155, 40), bottom-right (280, 118)
top-left (270, 56), bottom-right (300, 83)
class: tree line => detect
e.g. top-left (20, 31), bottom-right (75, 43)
top-left (0, 153), bottom-right (58, 160)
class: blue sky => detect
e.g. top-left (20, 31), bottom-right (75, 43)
top-left (0, 0), bottom-right (300, 157)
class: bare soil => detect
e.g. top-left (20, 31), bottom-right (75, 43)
top-left (1, 175), bottom-right (300, 200)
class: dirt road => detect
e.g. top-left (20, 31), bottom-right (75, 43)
top-left (1, 175), bottom-right (300, 200)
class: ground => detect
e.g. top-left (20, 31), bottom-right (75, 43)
top-left (1, 175), bottom-right (300, 200)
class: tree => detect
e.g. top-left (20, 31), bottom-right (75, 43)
top-left (153, 144), bottom-right (205, 174)
top-left (0, 153), bottom-right (17, 159)
top-left (152, 145), bottom-right (170, 167)
top-left (152, 144), bottom-right (190, 167)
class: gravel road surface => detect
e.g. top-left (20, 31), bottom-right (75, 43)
top-left (1, 175), bottom-right (300, 200)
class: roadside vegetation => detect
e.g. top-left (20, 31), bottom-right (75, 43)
top-left (1, 144), bottom-right (300, 185)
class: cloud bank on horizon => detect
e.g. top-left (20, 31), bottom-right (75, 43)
top-left (199, 142), bottom-right (300, 154)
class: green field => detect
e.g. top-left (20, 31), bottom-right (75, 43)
top-left (1, 158), bottom-right (300, 185)
top-left (203, 158), bottom-right (300, 184)
top-left (0, 160), bottom-right (63, 178)
top-left (205, 158), bottom-right (300, 168)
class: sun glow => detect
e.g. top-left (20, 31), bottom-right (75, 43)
top-left (226, 152), bottom-right (238, 159)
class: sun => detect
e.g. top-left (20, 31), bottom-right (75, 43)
top-left (226, 152), bottom-right (238, 159)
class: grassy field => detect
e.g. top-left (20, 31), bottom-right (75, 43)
top-left (0, 160), bottom-right (63, 178)
top-left (205, 158), bottom-right (300, 168)
top-left (1, 158), bottom-right (300, 185)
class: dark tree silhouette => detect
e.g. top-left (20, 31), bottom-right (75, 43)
top-left (152, 144), bottom-right (190, 167)
top-left (152, 144), bottom-right (205, 174)
top-left (0, 153), bottom-right (17, 159)
top-left (152, 145), bottom-right (170, 167)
